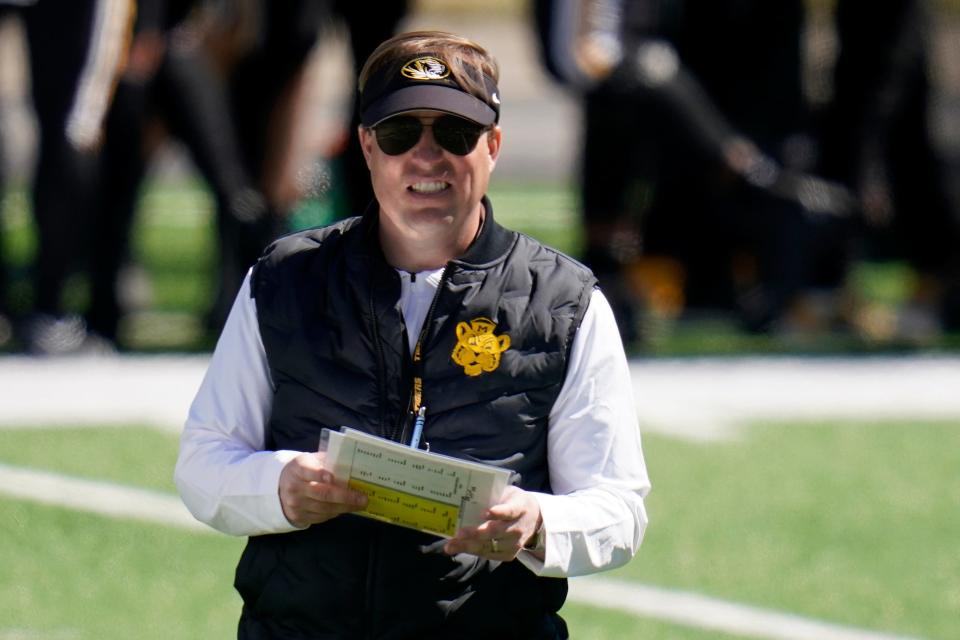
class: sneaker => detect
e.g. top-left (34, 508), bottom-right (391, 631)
top-left (22, 314), bottom-right (114, 356)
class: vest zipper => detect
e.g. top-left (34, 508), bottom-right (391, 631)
top-left (367, 269), bottom-right (448, 634)
top-left (395, 266), bottom-right (449, 445)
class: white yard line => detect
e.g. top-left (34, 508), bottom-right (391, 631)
top-left (0, 463), bottom-right (209, 533)
top-left (630, 355), bottom-right (960, 441)
top-left (0, 355), bottom-right (206, 431)
top-left (0, 631), bottom-right (79, 640)
top-left (568, 577), bottom-right (923, 640)
top-left (2, 354), bottom-right (959, 441)
top-left (0, 462), bottom-right (927, 640)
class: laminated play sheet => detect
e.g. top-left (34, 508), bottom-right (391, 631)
top-left (321, 427), bottom-right (513, 537)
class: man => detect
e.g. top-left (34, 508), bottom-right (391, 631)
top-left (534, 0), bottom-right (853, 339)
top-left (175, 31), bottom-right (650, 639)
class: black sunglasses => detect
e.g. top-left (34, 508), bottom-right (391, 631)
top-left (372, 115), bottom-right (490, 156)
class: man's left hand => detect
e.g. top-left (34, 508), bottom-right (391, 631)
top-left (443, 486), bottom-right (542, 561)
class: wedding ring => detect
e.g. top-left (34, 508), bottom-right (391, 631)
top-left (490, 538), bottom-right (500, 553)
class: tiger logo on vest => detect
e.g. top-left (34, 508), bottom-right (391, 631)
top-left (451, 318), bottom-right (510, 377)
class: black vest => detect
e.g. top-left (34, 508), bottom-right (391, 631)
top-left (237, 199), bottom-right (596, 639)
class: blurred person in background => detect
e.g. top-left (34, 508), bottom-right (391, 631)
top-left (85, 0), bottom-right (271, 348)
top-left (0, 9), bottom-right (13, 346)
top-left (206, 0), bottom-right (407, 330)
top-left (88, 0), bottom-right (409, 345)
top-left (534, 0), bottom-right (853, 346)
top-left (176, 30), bottom-right (649, 638)
top-left (0, 0), bottom-right (133, 353)
top-left (327, 0), bottom-right (409, 218)
top-left (818, 0), bottom-right (960, 339)
top-left (199, 0), bottom-right (408, 332)
top-left (207, 0), bottom-right (331, 332)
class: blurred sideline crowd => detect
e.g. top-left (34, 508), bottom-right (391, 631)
top-left (0, 0), bottom-right (958, 355)
top-left (538, 0), bottom-right (960, 348)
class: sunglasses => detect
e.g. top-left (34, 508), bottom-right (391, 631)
top-left (372, 115), bottom-right (490, 156)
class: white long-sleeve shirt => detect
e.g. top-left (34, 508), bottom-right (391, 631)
top-left (175, 269), bottom-right (650, 578)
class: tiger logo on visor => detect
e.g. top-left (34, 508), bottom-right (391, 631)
top-left (401, 56), bottom-right (451, 81)
top-left (451, 318), bottom-right (510, 377)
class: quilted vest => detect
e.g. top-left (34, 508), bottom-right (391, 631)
top-left (237, 198), bottom-right (595, 639)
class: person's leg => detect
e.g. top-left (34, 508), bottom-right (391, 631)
top-left (579, 88), bottom-right (656, 345)
top-left (158, 41), bottom-right (274, 335)
top-left (24, 0), bottom-right (99, 317)
top-left (86, 77), bottom-right (150, 343)
top-left (336, 0), bottom-right (408, 217)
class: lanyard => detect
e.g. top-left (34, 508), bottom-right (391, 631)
top-left (405, 267), bottom-right (447, 445)
top-left (412, 341), bottom-right (424, 413)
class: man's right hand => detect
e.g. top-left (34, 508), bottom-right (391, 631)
top-left (279, 453), bottom-right (368, 527)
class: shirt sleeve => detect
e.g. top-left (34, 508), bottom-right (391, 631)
top-left (174, 271), bottom-right (304, 536)
top-left (516, 289), bottom-right (651, 577)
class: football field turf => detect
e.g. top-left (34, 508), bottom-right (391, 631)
top-left (2, 419), bottom-right (956, 639)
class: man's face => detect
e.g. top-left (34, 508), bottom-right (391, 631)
top-left (359, 110), bottom-right (501, 252)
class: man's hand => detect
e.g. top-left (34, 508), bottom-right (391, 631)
top-left (279, 452), bottom-right (368, 527)
top-left (443, 486), bottom-right (543, 561)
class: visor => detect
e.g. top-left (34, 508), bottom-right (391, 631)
top-left (360, 54), bottom-right (500, 127)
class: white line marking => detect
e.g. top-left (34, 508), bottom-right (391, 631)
top-left (0, 463), bottom-right (210, 533)
top-left (630, 356), bottom-right (960, 441)
top-left (0, 630), bottom-right (79, 640)
top-left (0, 355), bottom-right (206, 432)
top-left (3, 355), bottom-right (960, 442)
top-left (568, 576), bottom-right (924, 640)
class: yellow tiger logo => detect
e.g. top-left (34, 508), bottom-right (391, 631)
top-left (451, 318), bottom-right (511, 377)
top-left (401, 56), bottom-right (450, 81)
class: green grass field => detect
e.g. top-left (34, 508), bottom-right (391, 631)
top-left (2, 420), bottom-right (957, 639)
